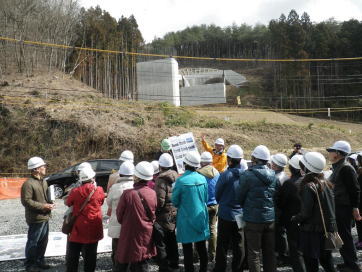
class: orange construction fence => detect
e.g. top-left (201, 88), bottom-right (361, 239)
top-left (0, 178), bottom-right (27, 200)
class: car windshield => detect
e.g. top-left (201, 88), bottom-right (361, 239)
top-left (88, 161), bottom-right (98, 170)
top-left (98, 160), bottom-right (120, 171)
top-left (63, 166), bottom-right (75, 174)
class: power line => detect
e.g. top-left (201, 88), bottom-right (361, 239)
top-left (2, 35), bottom-right (362, 62)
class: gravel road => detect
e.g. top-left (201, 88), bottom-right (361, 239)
top-left (0, 198), bottom-right (360, 271)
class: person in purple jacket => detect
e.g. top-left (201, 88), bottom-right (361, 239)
top-left (115, 161), bottom-right (157, 272)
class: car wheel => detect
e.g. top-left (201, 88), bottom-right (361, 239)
top-left (53, 184), bottom-right (64, 199)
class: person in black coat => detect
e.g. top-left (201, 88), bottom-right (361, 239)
top-left (289, 143), bottom-right (303, 159)
top-left (327, 141), bottom-right (361, 272)
top-left (275, 154), bottom-right (306, 272)
top-left (355, 153), bottom-right (362, 250)
top-left (292, 152), bottom-right (337, 272)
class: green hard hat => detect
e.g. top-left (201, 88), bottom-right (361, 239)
top-left (161, 139), bottom-right (172, 152)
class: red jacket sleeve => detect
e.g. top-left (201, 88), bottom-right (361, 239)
top-left (66, 189), bottom-right (76, 207)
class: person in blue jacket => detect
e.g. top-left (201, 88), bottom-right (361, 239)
top-left (172, 151), bottom-right (210, 272)
top-left (236, 145), bottom-right (278, 272)
top-left (213, 145), bottom-right (246, 272)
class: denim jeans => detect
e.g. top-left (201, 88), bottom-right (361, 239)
top-left (25, 221), bottom-right (49, 269)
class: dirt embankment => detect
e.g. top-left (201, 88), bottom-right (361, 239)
top-left (0, 71), bottom-right (361, 175)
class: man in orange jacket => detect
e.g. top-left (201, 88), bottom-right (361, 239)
top-left (201, 135), bottom-right (227, 173)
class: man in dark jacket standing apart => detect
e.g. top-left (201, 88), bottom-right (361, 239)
top-left (327, 140), bottom-right (362, 272)
top-left (21, 157), bottom-right (54, 272)
top-left (213, 145), bottom-right (245, 272)
top-left (237, 145), bottom-right (278, 272)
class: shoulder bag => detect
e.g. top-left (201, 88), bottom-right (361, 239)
top-left (311, 183), bottom-right (343, 250)
top-left (62, 188), bottom-right (96, 235)
top-left (136, 190), bottom-right (164, 251)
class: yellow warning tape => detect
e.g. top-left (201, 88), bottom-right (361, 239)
top-left (2, 36), bottom-right (362, 62)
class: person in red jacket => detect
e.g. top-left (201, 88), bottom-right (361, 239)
top-left (114, 161), bottom-right (157, 272)
top-left (65, 167), bottom-right (105, 272)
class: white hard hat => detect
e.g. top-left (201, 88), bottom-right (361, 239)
top-left (78, 167), bottom-right (96, 183)
top-left (271, 153), bottom-right (288, 168)
top-left (183, 151), bottom-right (201, 168)
top-left (289, 154), bottom-right (303, 170)
top-left (200, 152), bottom-right (213, 163)
top-left (227, 145), bottom-right (244, 159)
top-left (349, 153), bottom-right (358, 161)
top-left (151, 160), bottom-right (160, 174)
top-left (77, 162), bottom-right (92, 172)
top-left (118, 161), bottom-right (135, 176)
top-left (327, 140), bottom-right (351, 154)
top-left (28, 157), bottom-right (46, 170)
top-left (251, 145), bottom-right (271, 161)
top-left (300, 152), bottom-right (326, 174)
top-left (134, 161), bottom-right (154, 181)
top-left (215, 138), bottom-right (225, 145)
top-left (159, 153), bottom-right (174, 168)
top-left (119, 150), bottom-right (134, 162)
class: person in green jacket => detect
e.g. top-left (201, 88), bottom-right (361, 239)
top-left (172, 151), bottom-right (210, 272)
top-left (21, 157), bottom-right (54, 272)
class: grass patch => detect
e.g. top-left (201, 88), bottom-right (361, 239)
top-left (132, 116), bottom-right (145, 127)
top-left (194, 118), bottom-right (226, 128)
top-left (235, 119), bottom-right (271, 130)
top-left (158, 102), bottom-right (194, 127)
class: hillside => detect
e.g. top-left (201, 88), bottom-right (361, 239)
top-left (0, 71), bottom-right (361, 175)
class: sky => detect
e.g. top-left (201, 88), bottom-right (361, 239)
top-left (81, 0), bottom-right (362, 43)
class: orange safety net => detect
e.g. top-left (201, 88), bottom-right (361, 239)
top-left (0, 178), bottom-right (27, 200)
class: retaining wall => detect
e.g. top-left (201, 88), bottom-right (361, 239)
top-left (180, 83), bottom-right (226, 106)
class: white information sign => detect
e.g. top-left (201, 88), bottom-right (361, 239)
top-left (168, 132), bottom-right (198, 174)
top-left (0, 230), bottom-right (112, 261)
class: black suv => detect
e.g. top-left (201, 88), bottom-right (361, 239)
top-left (45, 159), bottom-right (121, 198)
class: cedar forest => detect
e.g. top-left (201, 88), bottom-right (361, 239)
top-left (1, 0), bottom-right (362, 121)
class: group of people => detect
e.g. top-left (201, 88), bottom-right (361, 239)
top-left (20, 136), bottom-right (362, 272)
